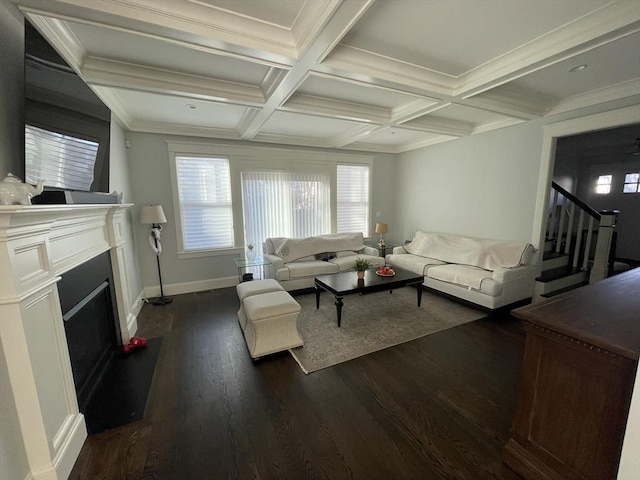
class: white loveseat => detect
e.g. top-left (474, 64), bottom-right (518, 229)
top-left (386, 231), bottom-right (536, 310)
top-left (263, 232), bottom-right (384, 291)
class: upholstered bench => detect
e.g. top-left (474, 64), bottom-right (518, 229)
top-left (242, 290), bottom-right (303, 359)
top-left (236, 278), bottom-right (284, 330)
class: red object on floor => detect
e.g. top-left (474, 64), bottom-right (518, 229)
top-left (122, 336), bottom-right (148, 353)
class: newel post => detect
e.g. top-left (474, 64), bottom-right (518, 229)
top-left (590, 210), bottom-right (619, 284)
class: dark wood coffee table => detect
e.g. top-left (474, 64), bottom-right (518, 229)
top-left (314, 267), bottom-right (424, 327)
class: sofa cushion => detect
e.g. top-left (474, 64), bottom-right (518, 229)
top-left (268, 232), bottom-right (365, 262)
top-left (405, 231), bottom-right (534, 270)
top-left (328, 254), bottom-right (384, 272)
top-left (426, 264), bottom-right (500, 293)
top-left (386, 253), bottom-right (447, 276)
top-left (276, 260), bottom-right (338, 280)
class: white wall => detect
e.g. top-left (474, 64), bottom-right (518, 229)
top-left (109, 117), bottom-right (144, 307)
top-left (125, 132), bottom-right (397, 294)
top-left (0, 3), bottom-right (31, 480)
top-left (394, 122), bottom-right (543, 245)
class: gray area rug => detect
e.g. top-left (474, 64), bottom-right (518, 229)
top-left (289, 287), bottom-right (485, 374)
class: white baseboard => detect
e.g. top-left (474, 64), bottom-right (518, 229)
top-left (143, 276), bottom-right (237, 300)
top-left (32, 414), bottom-right (86, 480)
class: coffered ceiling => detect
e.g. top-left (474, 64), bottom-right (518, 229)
top-left (14, 0), bottom-right (640, 153)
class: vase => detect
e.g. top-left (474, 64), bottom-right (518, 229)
top-left (246, 248), bottom-right (256, 261)
top-left (357, 270), bottom-right (365, 279)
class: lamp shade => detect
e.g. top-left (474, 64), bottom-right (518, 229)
top-left (140, 205), bottom-right (167, 224)
top-left (375, 222), bottom-right (388, 234)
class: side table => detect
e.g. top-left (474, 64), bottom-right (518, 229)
top-left (234, 256), bottom-right (271, 283)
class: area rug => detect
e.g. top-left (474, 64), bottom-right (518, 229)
top-left (289, 288), bottom-right (484, 374)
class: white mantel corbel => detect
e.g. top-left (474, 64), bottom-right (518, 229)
top-left (0, 203), bottom-right (134, 480)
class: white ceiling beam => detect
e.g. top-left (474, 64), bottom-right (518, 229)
top-left (19, 0), bottom-right (299, 61)
top-left (283, 93), bottom-right (389, 124)
top-left (400, 116), bottom-right (475, 138)
top-left (457, 2), bottom-right (640, 99)
top-left (238, 0), bottom-right (374, 140)
top-left (82, 57), bottom-right (266, 106)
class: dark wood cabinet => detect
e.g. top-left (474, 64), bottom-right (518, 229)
top-left (505, 268), bottom-right (640, 480)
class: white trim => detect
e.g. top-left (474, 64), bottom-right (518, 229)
top-left (532, 104), bottom-right (640, 256)
top-left (166, 141), bottom-right (374, 256)
top-left (143, 275), bottom-right (238, 299)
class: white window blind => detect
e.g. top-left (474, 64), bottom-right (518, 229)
top-left (337, 164), bottom-right (370, 235)
top-left (175, 156), bottom-right (234, 251)
top-left (241, 171), bottom-right (330, 248)
top-left (25, 124), bottom-right (98, 190)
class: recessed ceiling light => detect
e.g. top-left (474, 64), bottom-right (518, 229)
top-left (569, 64), bottom-right (588, 72)
top-left (185, 103), bottom-right (197, 109)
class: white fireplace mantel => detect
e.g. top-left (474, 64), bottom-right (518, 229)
top-left (0, 203), bottom-right (136, 480)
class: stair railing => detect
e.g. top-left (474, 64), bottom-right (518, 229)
top-left (547, 182), bottom-right (618, 284)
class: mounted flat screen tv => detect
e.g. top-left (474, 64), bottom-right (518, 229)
top-left (24, 21), bottom-right (112, 200)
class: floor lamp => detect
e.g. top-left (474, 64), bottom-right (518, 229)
top-left (140, 205), bottom-right (172, 305)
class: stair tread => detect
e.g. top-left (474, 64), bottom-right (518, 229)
top-left (540, 281), bottom-right (589, 298)
top-left (536, 266), bottom-right (587, 282)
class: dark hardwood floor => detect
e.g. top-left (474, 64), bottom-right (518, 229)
top-left (69, 287), bottom-right (526, 480)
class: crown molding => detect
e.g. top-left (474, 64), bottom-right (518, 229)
top-left (261, 67), bottom-right (288, 101)
top-left (472, 118), bottom-right (526, 135)
top-left (292, 0), bottom-right (341, 55)
top-left (323, 45), bottom-right (455, 96)
top-left (457, 2), bottom-right (640, 98)
top-left (402, 134), bottom-right (459, 152)
top-left (464, 87), bottom-right (550, 120)
top-left (21, 13), bottom-right (85, 72)
top-left (128, 120), bottom-right (242, 140)
top-left (250, 132), bottom-right (329, 149)
top-left (329, 124), bottom-right (384, 148)
top-left (400, 116), bottom-right (474, 137)
top-left (90, 85), bottom-right (133, 127)
top-left (390, 99), bottom-right (448, 124)
top-left (546, 79), bottom-right (640, 117)
top-left (283, 93), bottom-right (389, 124)
top-left (341, 142), bottom-right (398, 154)
top-left (82, 57), bottom-right (266, 106)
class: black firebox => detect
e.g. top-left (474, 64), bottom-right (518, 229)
top-left (58, 252), bottom-right (120, 412)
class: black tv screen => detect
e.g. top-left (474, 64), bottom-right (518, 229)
top-left (24, 21), bottom-right (111, 194)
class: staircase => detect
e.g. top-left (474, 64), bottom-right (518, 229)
top-left (534, 182), bottom-right (618, 300)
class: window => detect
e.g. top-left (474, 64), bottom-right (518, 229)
top-left (595, 175), bottom-right (612, 194)
top-left (623, 173), bottom-right (639, 193)
top-left (241, 171), bottom-right (330, 246)
top-left (174, 156), bottom-right (234, 251)
top-left (25, 124), bottom-right (99, 191)
top-left (337, 164), bottom-right (370, 235)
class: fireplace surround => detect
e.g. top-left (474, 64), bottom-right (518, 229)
top-left (0, 204), bottom-right (136, 480)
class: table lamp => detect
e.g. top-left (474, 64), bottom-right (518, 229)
top-left (375, 222), bottom-right (388, 248)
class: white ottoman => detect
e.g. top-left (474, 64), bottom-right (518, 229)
top-left (243, 291), bottom-right (303, 359)
top-left (236, 279), bottom-right (284, 330)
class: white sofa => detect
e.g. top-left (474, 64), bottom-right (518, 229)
top-left (386, 231), bottom-right (536, 310)
top-left (263, 232), bottom-right (385, 291)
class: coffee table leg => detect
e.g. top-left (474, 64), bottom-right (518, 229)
top-left (335, 296), bottom-right (343, 327)
top-left (315, 285), bottom-right (321, 309)
top-left (417, 284), bottom-right (423, 307)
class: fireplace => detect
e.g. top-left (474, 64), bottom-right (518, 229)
top-left (0, 204), bottom-right (137, 480)
top-left (58, 251), bottom-right (120, 412)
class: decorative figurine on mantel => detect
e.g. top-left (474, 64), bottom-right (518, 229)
top-left (0, 173), bottom-right (44, 205)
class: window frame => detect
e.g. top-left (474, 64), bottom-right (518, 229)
top-left (623, 172), bottom-right (639, 194)
top-left (168, 141), bottom-right (373, 259)
top-left (595, 174), bottom-right (612, 194)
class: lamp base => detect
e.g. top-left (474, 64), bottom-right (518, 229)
top-left (149, 296), bottom-right (173, 306)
